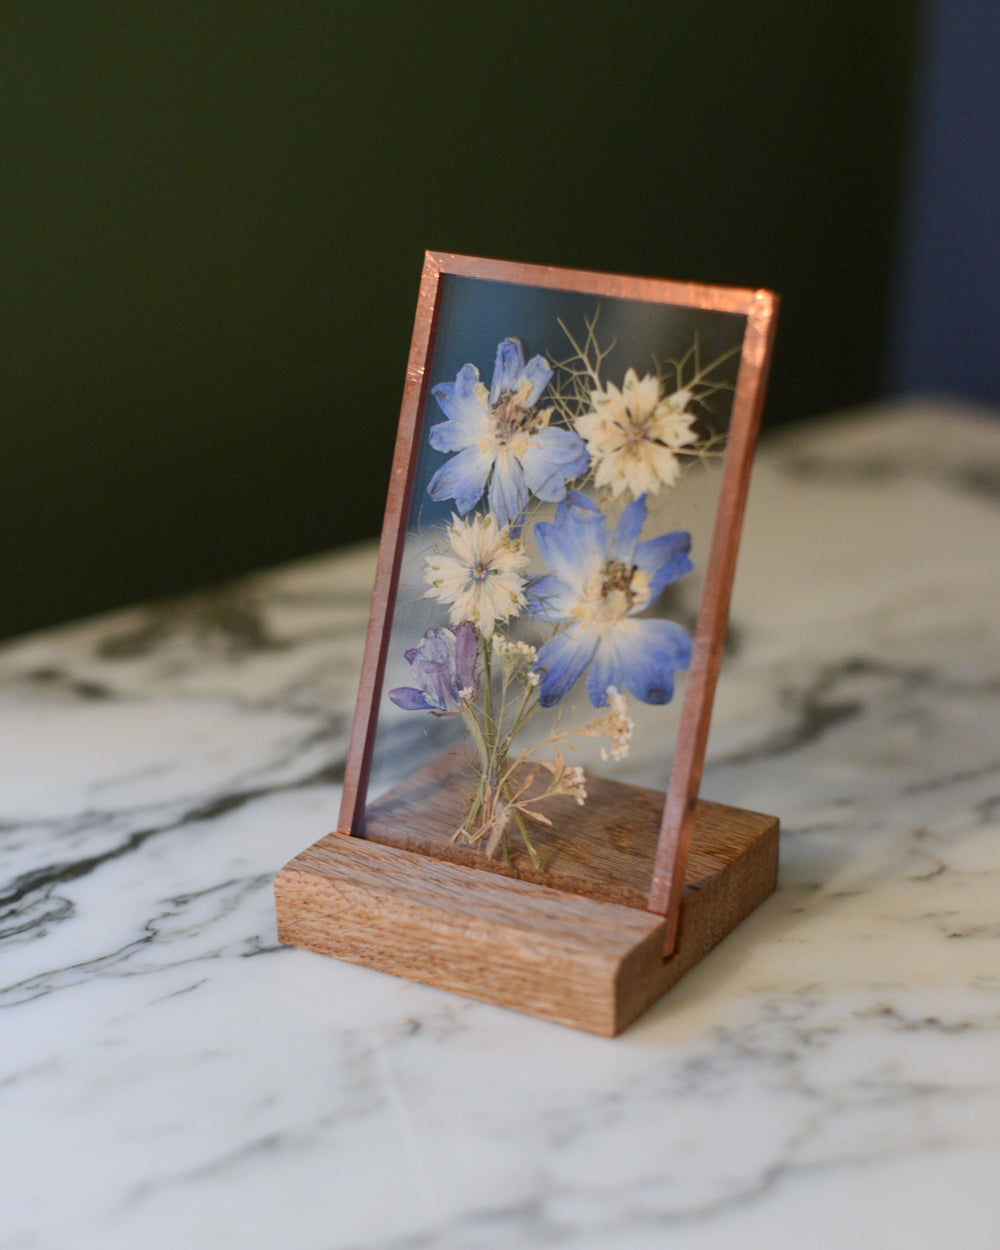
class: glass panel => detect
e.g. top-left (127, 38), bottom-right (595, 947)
top-left (365, 273), bottom-right (746, 890)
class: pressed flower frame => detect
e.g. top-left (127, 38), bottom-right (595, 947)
top-left (335, 254), bottom-right (779, 952)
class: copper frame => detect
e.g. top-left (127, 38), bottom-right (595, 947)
top-left (337, 252), bottom-right (778, 954)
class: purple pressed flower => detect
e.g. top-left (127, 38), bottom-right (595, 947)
top-left (426, 338), bottom-right (589, 527)
top-left (527, 492), bottom-right (693, 707)
top-left (388, 622), bottom-right (478, 716)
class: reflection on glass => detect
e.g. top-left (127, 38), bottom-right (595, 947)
top-left (366, 275), bottom-right (746, 882)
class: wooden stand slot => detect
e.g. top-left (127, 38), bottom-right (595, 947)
top-left (275, 757), bottom-right (778, 1035)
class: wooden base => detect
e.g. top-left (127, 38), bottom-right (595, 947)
top-left (275, 761), bottom-right (778, 1035)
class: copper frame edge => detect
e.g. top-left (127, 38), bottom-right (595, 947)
top-left (648, 289), bottom-right (780, 953)
top-left (428, 251), bottom-right (761, 316)
top-left (337, 252), bottom-right (445, 834)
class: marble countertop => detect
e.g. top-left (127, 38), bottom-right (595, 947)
top-left (3, 397), bottom-right (999, 1249)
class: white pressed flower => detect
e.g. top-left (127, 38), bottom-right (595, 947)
top-left (607, 685), bottom-right (628, 716)
top-left (493, 634), bottom-right (539, 697)
top-left (564, 765), bottom-right (587, 805)
top-left (536, 751), bottom-right (588, 808)
top-left (597, 685), bottom-right (635, 761)
top-left (424, 513), bottom-right (528, 638)
top-left (494, 635), bottom-right (538, 664)
top-left (574, 368), bottom-right (698, 498)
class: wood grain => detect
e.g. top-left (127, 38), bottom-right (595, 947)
top-left (275, 794), bottom-right (778, 1035)
top-left (364, 749), bottom-right (765, 911)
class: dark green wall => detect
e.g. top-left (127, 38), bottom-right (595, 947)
top-left (2, 3), bottom-right (919, 640)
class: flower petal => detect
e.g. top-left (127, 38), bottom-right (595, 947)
top-left (616, 618), bottom-right (692, 704)
top-left (431, 363), bottom-right (484, 423)
top-left (411, 656), bottom-right (454, 711)
top-left (520, 354), bottom-right (554, 406)
top-left (519, 428), bottom-right (589, 501)
top-left (584, 643), bottom-right (619, 707)
top-left (623, 369), bottom-right (661, 418)
top-left (428, 415), bottom-right (484, 453)
top-left (487, 457), bottom-right (529, 528)
top-left (534, 492), bottom-right (607, 587)
top-left (633, 530), bottom-right (693, 599)
top-left (414, 630), bottom-right (452, 667)
top-left (388, 685), bottom-right (435, 712)
top-left (535, 627), bottom-right (598, 708)
top-left (453, 621), bottom-right (479, 690)
top-left (648, 394), bottom-right (698, 448)
top-left (609, 495), bottom-right (648, 562)
top-left (525, 573), bottom-right (577, 622)
top-left (473, 585), bottom-right (497, 639)
top-left (563, 489), bottom-right (603, 518)
top-left (427, 445), bottom-right (493, 515)
top-left (490, 339), bottom-right (527, 404)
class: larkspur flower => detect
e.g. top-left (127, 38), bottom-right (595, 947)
top-left (427, 338), bottom-right (589, 527)
top-left (574, 369), bottom-right (698, 498)
top-left (388, 623), bottom-right (478, 716)
top-left (527, 492), bottom-right (693, 707)
top-left (424, 513), bottom-right (528, 638)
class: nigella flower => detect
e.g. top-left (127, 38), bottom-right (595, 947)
top-left (388, 623), bottom-right (478, 716)
top-left (423, 512), bottom-right (528, 638)
top-left (527, 492), bottom-right (693, 707)
top-left (574, 370), bottom-right (698, 498)
top-left (427, 338), bottom-right (589, 527)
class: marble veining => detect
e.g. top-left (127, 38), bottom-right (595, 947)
top-left (2, 399), bottom-right (999, 1249)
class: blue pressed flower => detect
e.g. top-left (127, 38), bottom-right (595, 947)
top-left (388, 623), bottom-right (478, 716)
top-left (527, 492), bottom-right (693, 707)
top-left (427, 338), bottom-right (589, 527)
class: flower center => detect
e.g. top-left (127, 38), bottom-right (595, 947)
top-left (600, 560), bottom-right (639, 616)
top-left (573, 560), bottom-right (650, 625)
top-left (490, 389), bottom-right (544, 450)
